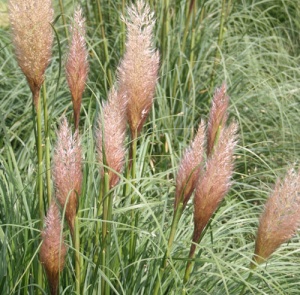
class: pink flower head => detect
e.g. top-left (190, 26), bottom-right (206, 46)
top-left (96, 88), bottom-right (127, 188)
top-left (53, 116), bottom-right (82, 236)
top-left (9, 0), bottom-right (54, 108)
top-left (40, 202), bottom-right (67, 295)
top-left (192, 122), bottom-right (238, 251)
top-left (174, 121), bottom-right (206, 210)
top-left (207, 82), bottom-right (229, 156)
top-left (252, 167), bottom-right (300, 266)
top-left (66, 6), bottom-right (89, 129)
top-left (118, 0), bottom-right (160, 138)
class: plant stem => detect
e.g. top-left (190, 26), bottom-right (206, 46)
top-left (101, 172), bottom-right (110, 295)
top-left (35, 93), bottom-right (44, 294)
top-left (105, 184), bottom-right (113, 295)
top-left (92, 175), bottom-right (104, 284)
top-left (239, 272), bottom-right (254, 295)
top-left (74, 215), bottom-right (81, 294)
top-left (153, 203), bottom-right (184, 295)
top-left (96, 0), bottom-right (112, 88)
top-left (209, 0), bottom-right (227, 91)
top-left (124, 157), bottom-right (131, 197)
top-left (58, 0), bottom-right (68, 39)
top-left (183, 249), bottom-right (196, 285)
top-left (188, 1), bottom-right (197, 92)
top-left (129, 131), bottom-right (138, 262)
top-left (42, 83), bottom-right (51, 206)
top-left (160, 0), bottom-right (169, 61)
top-left (172, 0), bottom-right (193, 98)
top-left (95, 176), bottom-right (104, 246)
top-left (36, 97), bottom-right (44, 229)
top-left (183, 217), bottom-right (218, 289)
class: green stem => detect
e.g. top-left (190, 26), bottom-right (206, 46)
top-left (209, 0), bottom-right (227, 91)
top-left (153, 203), bottom-right (184, 295)
top-left (172, 1), bottom-right (193, 98)
top-left (36, 98), bottom-right (44, 229)
top-left (160, 0), bottom-right (169, 61)
top-left (129, 132), bottom-right (138, 262)
top-left (101, 172), bottom-right (110, 295)
top-left (42, 83), bottom-right (51, 206)
top-left (92, 176), bottom-right (104, 284)
top-left (95, 176), bottom-right (104, 246)
top-left (35, 93), bottom-right (44, 294)
top-left (58, 0), bottom-right (68, 39)
top-left (105, 184), bottom-right (113, 295)
top-left (183, 249), bottom-right (196, 286)
top-left (124, 157), bottom-right (131, 197)
top-left (74, 216), bottom-right (81, 294)
top-left (183, 218), bottom-right (216, 288)
top-left (239, 272), bottom-right (254, 295)
top-left (188, 1), bottom-right (197, 92)
top-left (96, 0), bottom-right (112, 88)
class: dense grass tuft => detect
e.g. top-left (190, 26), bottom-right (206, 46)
top-left (0, 0), bottom-right (300, 294)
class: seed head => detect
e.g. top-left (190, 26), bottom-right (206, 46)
top-left (118, 0), bottom-right (159, 138)
top-left (66, 6), bottom-right (89, 129)
top-left (252, 167), bottom-right (300, 267)
top-left (192, 122), bottom-right (238, 248)
top-left (53, 116), bottom-right (82, 236)
top-left (40, 202), bottom-right (67, 295)
top-left (174, 120), bottom-right (206, 210)
top-left (96, 88), bottom-right (127, 188)
top-left (207, 83), bottom-right (229, 156)
top-left (9, 0), bottom-right (54, 108)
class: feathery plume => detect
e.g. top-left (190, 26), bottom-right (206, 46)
top-left (118, 0), bottom-right (160, 138)
top-left (174, 121), bottom-right (206, 210)
top-left (191, 122), bottom-right (238, 254)
top-left (9, 0), bottom-right (54, 108)
top-left (207, 82), bottom-right (229, 156)
top-left (252, 167), bottom-right (300, 267)
top-left (53, 116), bottom-right (82, 236)
top-left (66, 6), bottom-right (89, 130)
top-left (40, 202), bottom-right (67, 295)
top-left (96, 88), bottom-right (127, 188)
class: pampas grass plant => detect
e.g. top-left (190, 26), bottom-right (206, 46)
top-left (2, 0), bottom-right (300, 294)
top-left (8, 0), bottom-right (54, 290)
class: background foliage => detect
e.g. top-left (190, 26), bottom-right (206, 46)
top-left (0, 0), bottom-right (300, 294)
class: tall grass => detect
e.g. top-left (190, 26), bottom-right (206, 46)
top-left (0, 0), bottom-right (300, 294)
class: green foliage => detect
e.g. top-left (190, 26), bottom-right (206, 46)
top-left (0, 0), bottom-right (300, 294)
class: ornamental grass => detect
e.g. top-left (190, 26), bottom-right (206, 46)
top-left (4, 1), bottom-right (300, 294)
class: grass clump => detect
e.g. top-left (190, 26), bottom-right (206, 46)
top-left (0, 0), bottom-right (300, 294)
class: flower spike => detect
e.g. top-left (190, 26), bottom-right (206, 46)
top-left (9, 0), bottom-right (54, 108)
top-left (66, 6), bottom-right (89, 129)
top-left (118, 0), bottom-right (160, 139)
top-left (252, 166), bottom-right (300, 267)
top-left (53, 116), bottom-right (82, 236)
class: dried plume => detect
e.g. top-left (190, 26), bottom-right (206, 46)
top-left (53, 116), bottom-right (82, 236)
top-left (9, 0), bottom-right (54, 108)
top-left (252, 167), bottom-right (300, 267)
top-left (207, 83), bottom-right (229, 156)
top-left (66, 6), bottom-right (89, 130)
top-left (96, 88), bottom-right (127, 188)
top-left (174, 121), bottom-right (206, 211)
top-left (40, 202), bottom-right (67, 295)
top-left (191, 122), bottom-right (238, 255)
top-left (118, 0), bottom-right (160, 138)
